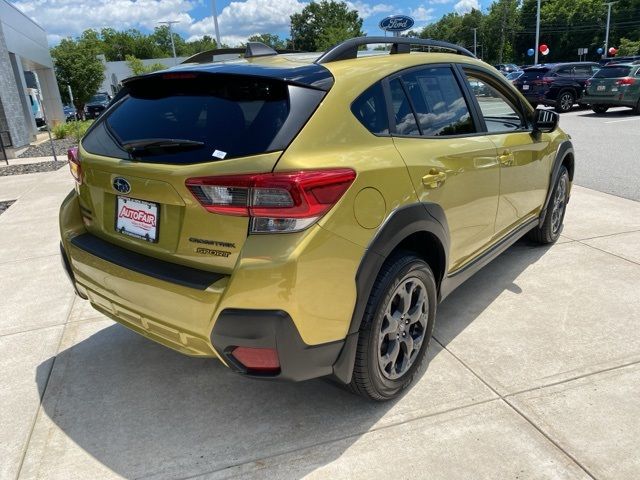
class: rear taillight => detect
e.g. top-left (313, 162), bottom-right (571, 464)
top-left (67, 147), bottom-right (82, 185)
top-left (186, 169), bottom-right (356, 233)
top-left (541, 77), bottom-right (555, 84)
top-left (616, 77), bottom-right (635, 86)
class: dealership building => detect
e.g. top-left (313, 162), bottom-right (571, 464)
top-left (0, 0), bottom-right (63, 155)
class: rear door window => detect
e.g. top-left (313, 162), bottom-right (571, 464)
top-left (521, 68), bottom-right (550, 81)
top-left (391, 66), bottom-right (475, 137)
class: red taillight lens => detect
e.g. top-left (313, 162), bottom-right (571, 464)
top-left (616, 77), bottom-right (635, 86)
top-left (186, 169), bottom-right (356, 233)
top-left (67, 147), bottom-right (82, 184)
top-left (231, 347), bottom-right (280, 374)
top-left (541, 77), bottom-right (555, 84)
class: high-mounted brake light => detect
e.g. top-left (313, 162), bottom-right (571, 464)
top-left (616, 77), bottom-right (635, 86)
top-left (67, 147), bottom-right (82, 185)
top-left (186, 169), bottom-right (356, 233)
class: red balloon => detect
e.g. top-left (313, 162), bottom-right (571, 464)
top-left (609, 47), bottom-right (618, 55)
top-left (539, 44), bottom-right (548, 53)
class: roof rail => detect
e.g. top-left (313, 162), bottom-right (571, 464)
top-left (181, 43), bottom-right (299, 64)
top-left (315, 36), bottom-right (476, 64)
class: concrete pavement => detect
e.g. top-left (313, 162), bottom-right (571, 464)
top-left (1, 168), bottom-right (640, 479)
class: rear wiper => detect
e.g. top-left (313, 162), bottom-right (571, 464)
top-left (122, 138), bottom-right (205, 152)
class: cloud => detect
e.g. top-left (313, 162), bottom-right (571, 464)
top-left (12, 0), bottom-right (195, 39)
top-left (410, 6), bottom-right (435, 21)
top-left (346, 1), bottom-right (393, 19)
top-left (454, 0), bottom-right (480, 14)
top-left (429, 0), bottom-right (453, 4)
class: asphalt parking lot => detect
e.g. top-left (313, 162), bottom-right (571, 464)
top-left (1, 111), bottom-right (640, 479)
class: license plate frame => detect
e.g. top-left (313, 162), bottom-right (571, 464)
top-left (115, 196), bottom-right (159, 243)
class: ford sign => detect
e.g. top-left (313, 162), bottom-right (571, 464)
top-left (379, 15), bottom-right (414, 32)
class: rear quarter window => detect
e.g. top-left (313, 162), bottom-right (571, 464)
top-left (351, 82), bottom-right (389, 135)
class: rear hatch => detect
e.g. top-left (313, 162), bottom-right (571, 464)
top-left (77, 69), bottom-right (328, 273)
top-left (514, 67), bottom-right (551, 95)
top-left (587, 65), bottom-right (633, 97)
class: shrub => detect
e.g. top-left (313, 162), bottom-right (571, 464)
top-left (53, 120), bottom-right (93, 141)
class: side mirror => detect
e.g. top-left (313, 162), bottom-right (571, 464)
top-left (532, 108), bottom-right (559, 135)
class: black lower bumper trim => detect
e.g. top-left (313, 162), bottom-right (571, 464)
top-left (69, 233), bottom-right (225, 290)
top-left (60, 242), bottom-right (88, 299)
top-left (211, 309), bottom-right (344, 382)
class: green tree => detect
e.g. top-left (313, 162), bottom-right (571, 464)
top-left (125, 55), bottom-right (167, 75)
top-left (51, 37), bottom-right (105, 113)
top-left (617, 37), bottom-right (640, 56)
top-left (182, 35), bottom-right (218, 56)
top-left (290, 1), bottom-right (364, 52)
top-left (248, 33), bottom-right (287, 49)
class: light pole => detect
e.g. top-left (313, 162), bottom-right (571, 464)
top-left (212, 0), bottom-right (221, 47)
top-left (158, 20), bottom-right (180, 64)
top-left (603, 2), bottom-right (616, 58)
top-left (534, 0), bottom-right (541, 64)
top-left (472, 27), bottom-right (477, 57)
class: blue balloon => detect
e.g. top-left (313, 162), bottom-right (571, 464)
top-left (597, 47), bottom-right (604, 54)
top-left (527, 48), bottom-right (535, 57)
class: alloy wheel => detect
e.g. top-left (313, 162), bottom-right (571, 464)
top-left (551, 173), bottom-right (568, 234)
top-left (560, 93), bottom-right (574, 112)
top-left (377, 277), bottom-right (428, 380)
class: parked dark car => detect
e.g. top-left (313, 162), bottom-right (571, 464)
top-left (84, 93), bottom-right (111, 119)
top-left (493, 63), bottom-right (521, 75)
top-left (580, 63), bottom-right (640, 114)
top-left (63, 105), bottom-right (78, 122)
top-left (512, 62), bottom-right (600, 112)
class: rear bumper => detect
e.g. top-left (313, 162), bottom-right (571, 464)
top-left (579, 94), bottom-right (637, 107)
top-left (59, 190), bottom-right (362, 380)
top-left (211, 309), bottom-right (344, 382)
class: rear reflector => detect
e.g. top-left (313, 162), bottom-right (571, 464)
top-left (67, 147), bottom-right (82, 184)
top-left (186, 169), bottom-right (356, 233)
top-left (231, 347), bottom-right (280, 373)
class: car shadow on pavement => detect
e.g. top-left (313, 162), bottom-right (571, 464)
top-left (32, 239), bottom-right (553, 479)
top-left (434, 239), bottom-right (552, 349)
top-left (576, 108), bottom-right (637, 119)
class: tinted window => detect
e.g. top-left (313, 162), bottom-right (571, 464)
top-left (389, 78), bottom-right (420, 136)
top-left (594, 66), bottom-right (633, 78)
top-left (573, 65), bottom-right (593, 76)
top-left (396, 67), bottom-right (474, 137)
top-left (90, 94), bottom-right (109, 103)
top-left (351, 82), bottom-right (389, 135)
top-left (522, 68), bottom-right (550, 80)
top-left (555, 66), bottom-right (573, 77)
top-left (465, 74), bottom-right (524, 133)
top-left (84, 74), bottom-right (297, 164)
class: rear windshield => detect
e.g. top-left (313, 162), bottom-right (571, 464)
top-left (82, 73), bottom-right (319, 164)
top-left (521, 68), bottom-right (549, 80)
top-left (594, 66), bottom-right (632, 78)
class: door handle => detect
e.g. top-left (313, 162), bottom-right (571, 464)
top-left (422, 169), bottom-right (447, 189)
top-left (499, 151), bottom-right (515, 167)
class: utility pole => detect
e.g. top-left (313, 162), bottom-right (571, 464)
top-left (212, 0), bottom-right (221, 47)
top-left (472, 28), bottom-right (477, 57)
top-left (158, 20), bottom-right (180, 64)
top-left (534, 0), bottom-right (541, 64)
top-left (604, 2), bottom-right (616, 58)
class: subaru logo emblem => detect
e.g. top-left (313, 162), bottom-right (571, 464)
top-left (113, 177), bottom-right (131, 194)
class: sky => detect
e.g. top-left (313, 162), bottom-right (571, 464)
top-left (9, 0), bottom-right (482, 46)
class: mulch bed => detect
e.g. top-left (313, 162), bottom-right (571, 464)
top-left (17, 138), bottom-right (77, 158)
top-left (0, 161), bottom-right (67, 176)
top-left (0, 200), bottom-right (15, 215)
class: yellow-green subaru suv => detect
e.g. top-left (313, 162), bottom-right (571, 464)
top-left (60, 38), bottom-right (574, 400)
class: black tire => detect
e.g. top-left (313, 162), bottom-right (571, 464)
top-left (634, 100), bottom-right (640, 115)
top-left (528, 166), bottom-right (570, 244)
top-left (592, 105), bottom-right (609, 114)
top-left (348, 252), bottom-right (437, 401)
top-left (555, 90), bottom-right (575, 113)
